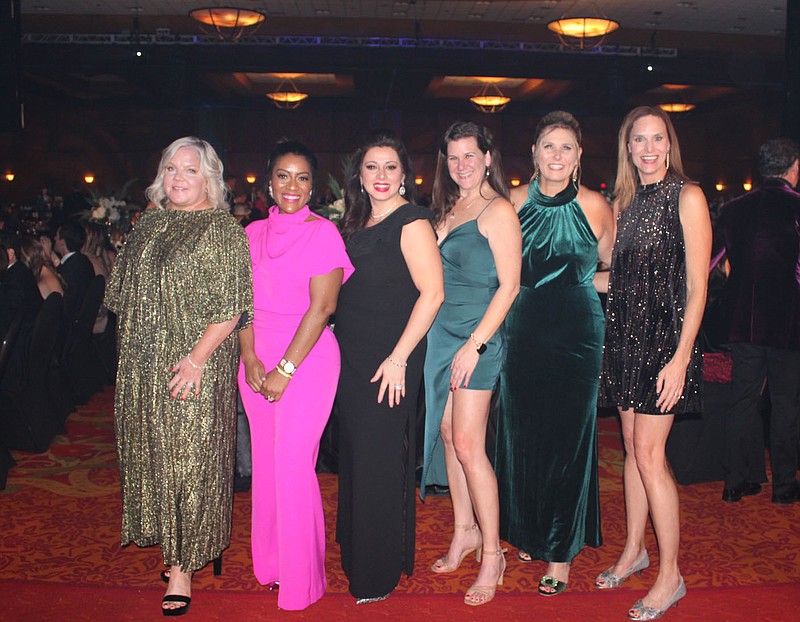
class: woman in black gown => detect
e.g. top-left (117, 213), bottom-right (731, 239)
top-left (334, 132), bottom-right (444, 604)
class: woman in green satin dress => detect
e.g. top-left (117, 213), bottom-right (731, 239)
top-left (422, 121), bottom-right (521, 607)
top-left (495, 112), bottom-right (614, 596)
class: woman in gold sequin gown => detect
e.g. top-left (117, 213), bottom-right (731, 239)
top-left (105, 137), bottom-right (253, 617)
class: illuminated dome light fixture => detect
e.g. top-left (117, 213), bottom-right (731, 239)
top-left (189, 7), bottom-right (266, 42)
top-left (547, 2), bottom-right (619, 51)
top-left (4, 171), bottom-right (14, 182)
top-left (246, 174), bottom-right (257, 184)
top-left (266, 78), bottom-right (309, 110)
top-left (84, 173), bottom-right (95, 184)
top-left (470, 81), bottom-right (510, 114)
top-left (658, 103), bottom-right (696, 113)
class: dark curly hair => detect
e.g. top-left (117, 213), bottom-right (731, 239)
top-left (340, 131), bottom-right (416, 239)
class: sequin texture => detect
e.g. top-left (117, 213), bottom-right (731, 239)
top-left (600, 173), bottom-right (702, 414)
top-left (105, 207), bottom-right (254, 570)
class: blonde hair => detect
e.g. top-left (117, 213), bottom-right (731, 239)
top-left (614, 106), bottom-right (688, 211)
top-left (145, 136), bottom-right (228, 210)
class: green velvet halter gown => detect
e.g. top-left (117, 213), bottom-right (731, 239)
top-left (495, 180), bottom-right (602, 562)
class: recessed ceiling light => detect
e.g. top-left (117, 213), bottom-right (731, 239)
top-left (315, 9), bottom-right (330, 16)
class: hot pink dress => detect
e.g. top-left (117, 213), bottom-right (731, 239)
top-left (238, 205), bottom-right (353, 610)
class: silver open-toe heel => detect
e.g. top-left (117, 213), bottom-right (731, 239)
top-left (628, 577), bottom-right (686, 620)
top-left (596, 549), bottom-right (649, 589)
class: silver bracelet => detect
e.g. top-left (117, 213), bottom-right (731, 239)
top-left (388, 355), bottom-right (408, 368)
top-left (186, 353), bottom-right (206, 370)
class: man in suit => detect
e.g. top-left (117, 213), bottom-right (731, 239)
top-left (54, 221), bottom-right (94, 326)
top-left (719, 137), bottom-right (800, 505)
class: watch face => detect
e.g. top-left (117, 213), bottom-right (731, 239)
top-left (477, 343), bottom-right (487, 355)
top-left (283, 360), bottom-right (296, 373)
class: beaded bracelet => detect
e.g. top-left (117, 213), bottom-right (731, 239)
top-left (388, 355), bottom-right (408, 368)
top-left (186, 353), bottom-right (206, 370)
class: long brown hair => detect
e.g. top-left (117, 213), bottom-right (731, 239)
top-left (430, 121), bottom-right (509, 227)
top-left (20, 235), bottom-right (66, 289)
top-left (614, 106), bottom-right (689, 211)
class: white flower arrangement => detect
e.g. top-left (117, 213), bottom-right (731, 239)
top-left (81, 179), bottom-right (140, 231)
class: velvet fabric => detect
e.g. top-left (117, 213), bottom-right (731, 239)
top-left (496, 181), bottom-right (602, 562)
top-left (718, 177), bottom-right (800, 350)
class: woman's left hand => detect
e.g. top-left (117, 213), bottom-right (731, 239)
top-left (655, 357), bottom-right (688, 413)
top-left (168, 356), bottom-right (205, 400)
top-left (260, 368), bottom-right (291, 404)
top-left (371, 358), bottom-right (407, 408)
top-left (450, 342), bottom-right (480, 391)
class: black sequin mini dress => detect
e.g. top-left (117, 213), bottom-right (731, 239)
top-left (600, 173), bottom-right (702, 415)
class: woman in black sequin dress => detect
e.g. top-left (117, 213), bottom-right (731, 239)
top-left (597, 107), bottom-right (711, 620)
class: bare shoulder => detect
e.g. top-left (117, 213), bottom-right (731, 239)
top-left (577, 186), bottom-right (610, 214)
top-left (509, 184), bottom-right (529, 210)
top-left (679, 182), bottom-right (709, 213)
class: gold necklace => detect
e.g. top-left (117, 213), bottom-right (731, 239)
top-left (370, 196), bottom-right (403, 221)
top-left (448, 192), bottom-right (483, 219)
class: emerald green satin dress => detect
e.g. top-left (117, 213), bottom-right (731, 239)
top-left (496, 181), bottom-right (602, 562)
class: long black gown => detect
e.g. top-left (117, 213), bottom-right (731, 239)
top-left (334, 205), bottom-right (432, 599)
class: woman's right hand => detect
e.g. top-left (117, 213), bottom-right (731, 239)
top-left (242, 355), bottom-right (267, 394)
top-left (449, 341), bottom-right (480, 391)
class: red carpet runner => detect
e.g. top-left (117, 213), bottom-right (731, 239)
top-left (1, 387), bottom-right (798, 620)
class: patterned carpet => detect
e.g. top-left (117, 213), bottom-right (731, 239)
top-left (1, 387), bottom-right (798, 620)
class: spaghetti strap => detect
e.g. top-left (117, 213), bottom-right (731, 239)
top-left (475, 196), bottom-right (499, 220)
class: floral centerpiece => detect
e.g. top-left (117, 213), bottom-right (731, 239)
top-left (309, 172), bottom-right (346, 226)
top-left (80, 179), bottom-right (141, 233)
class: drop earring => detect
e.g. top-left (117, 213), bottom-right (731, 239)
top-left (532, 165), bottom-right (540, 181)
top-left (360, 180), bottom-right (365, 193)
top-left (665, 151), bottom-right (670, 171)
top-left (268, 184), bottom-right (273, 197)
top-left (485, 168), bottom-right (490, 178)
top-left (399, 185), bottom-right (406, 196)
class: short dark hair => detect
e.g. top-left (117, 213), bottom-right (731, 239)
top-left (57, 220), bottom-right (86, 252)
top-left (758, 138), bottom-right (800, 178)
top-left (266, 140), bottom-right (318, 182)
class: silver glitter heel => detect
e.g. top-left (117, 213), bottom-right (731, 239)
top-left (596, 549), bottom-right (649, 589)
top-left (355, 593), bottom-right (390, 605)
top-left (628, 577), bottom-right (686, 620)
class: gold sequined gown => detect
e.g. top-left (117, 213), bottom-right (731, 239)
top-left (105, 207), bottom-right (253, 571)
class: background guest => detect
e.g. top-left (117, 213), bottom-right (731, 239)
top-left (718, 137), bottom-right (800, 505)
top-left (335, 132), bottom-right (443, 604)
top-left (19, 235), bottom-right (65, 300)
top-left (421, 121), bottom-right (521, 607)
top-left (238, 140), bottom-right (353, 611)
top-left (105, 136), bottom-right (253, 616)
top-left (54, 221), bottom-right (94, 326)
top-left (496, 111), bottom-right (614, 595)
top-left (0, 230), bottom-right (42, 337)
top-left (598, 106), bottom-right (711, 620)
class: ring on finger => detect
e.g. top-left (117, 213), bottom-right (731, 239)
top-left (394, 384), bottom-right (403, 390)
top-left (267, 395), bottom-right (275, 402)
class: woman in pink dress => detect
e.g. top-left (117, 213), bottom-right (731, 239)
top-left (238, 141), bottom-right (354, 610)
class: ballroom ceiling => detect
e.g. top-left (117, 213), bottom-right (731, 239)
top-left (16, 0), bottom-right (789, 117)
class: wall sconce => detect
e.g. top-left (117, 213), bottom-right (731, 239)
top-left (743, 182), bottom-right (752, 191)
top-left (715, 182), bottom-right (725, 192)
top-left (84, 173), bottom-right (95, 184)
top-left (415, 176), bottom-right (424, 186)
top-left (4, 171), bottom-right (14, 182)
top-left (246, 174), bottom-right (257, 184)
top-left (510, 178), bottom-right (521, 187)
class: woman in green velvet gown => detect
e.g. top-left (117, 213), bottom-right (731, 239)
top-left (495, 111), bottom-right (614, 596)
